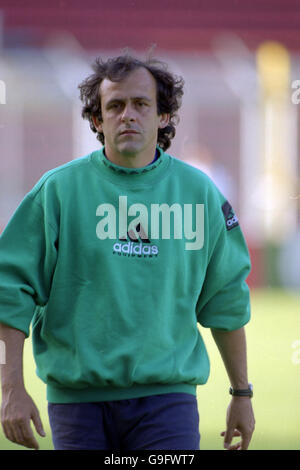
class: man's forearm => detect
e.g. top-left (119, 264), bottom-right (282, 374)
top-left (0, 323), bottom-right (26, 392)
top-left (211, 326), bottom-right (249, 389)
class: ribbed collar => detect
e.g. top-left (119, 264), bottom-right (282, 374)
top-left (90, 145), bottom-right (171, 189)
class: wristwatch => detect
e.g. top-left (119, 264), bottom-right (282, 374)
top-left (229, 383), bottom-right (253, 398)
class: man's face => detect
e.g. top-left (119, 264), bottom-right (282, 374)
top-left (94, 67), bottom-right (169, 166)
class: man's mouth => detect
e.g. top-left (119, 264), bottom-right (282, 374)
top-left (119, 129), bottom-right (139, 136)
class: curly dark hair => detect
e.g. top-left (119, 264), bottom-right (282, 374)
top-left (78, 54), bottom-right (184, 151)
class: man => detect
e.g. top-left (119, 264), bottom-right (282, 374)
top-left (0, 54), bottom-right (255, 450)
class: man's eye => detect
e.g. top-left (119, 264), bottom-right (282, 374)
top-left (107, 102), bottom-right (121, 110)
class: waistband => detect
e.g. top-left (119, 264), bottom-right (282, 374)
top-left (47, 382), bottom-right (197, 403)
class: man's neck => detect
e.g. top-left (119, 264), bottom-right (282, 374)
top-left (103, 147), bottom-right (158, 168)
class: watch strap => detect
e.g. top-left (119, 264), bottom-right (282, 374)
top-left (229, 383), bottom-right (253, 397)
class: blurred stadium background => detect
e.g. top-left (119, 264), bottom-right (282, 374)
top-left (0, 0), bottom-right (299, 450)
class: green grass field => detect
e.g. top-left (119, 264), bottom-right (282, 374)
top-left (0, 288), bottom-right (299, 450)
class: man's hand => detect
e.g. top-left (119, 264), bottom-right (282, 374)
top-left (221, 396), bottom-right (255, 450)
top-left (1, 387), bottom-right (46, 449)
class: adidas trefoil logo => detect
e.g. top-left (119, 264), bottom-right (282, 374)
top-left (113, 223), bottom-right (159, 258)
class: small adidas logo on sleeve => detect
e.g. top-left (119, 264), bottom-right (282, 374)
top-left (221, 201), bottom-right (239, 231)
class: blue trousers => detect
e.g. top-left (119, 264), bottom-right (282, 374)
top-left (48, 393), bottom-right (200, 450)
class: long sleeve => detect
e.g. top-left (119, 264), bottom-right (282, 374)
top-left (0, 193), bottom-right (58, 337)
top-left (196, 202), bottom-right (251, 331)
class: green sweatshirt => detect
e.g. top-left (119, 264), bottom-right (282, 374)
top-left (0, 146), bottom-right (251, 403)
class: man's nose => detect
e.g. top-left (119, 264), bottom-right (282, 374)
top-left (121, 104), bottom-right (136, 122)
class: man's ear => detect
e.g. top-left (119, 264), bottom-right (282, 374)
top-left (158, 113), bottom-right (170, 129)
top-left (92, 115), bottom-right (103, 132)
